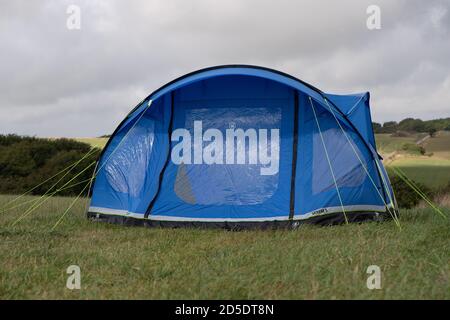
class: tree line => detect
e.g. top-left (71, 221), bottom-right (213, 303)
top-left (373, 117), bottom-right (450, 135)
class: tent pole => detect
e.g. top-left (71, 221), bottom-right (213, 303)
top-left (289, 91), bottom-right (300, 221)
top-left (145, 92), bottom-right (175, 218)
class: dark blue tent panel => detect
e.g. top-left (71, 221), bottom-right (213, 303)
top-left (88, 65), bottom-right (397, 228)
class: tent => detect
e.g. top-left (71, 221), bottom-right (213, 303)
top-left (87, 65), bottom-right (398, 228)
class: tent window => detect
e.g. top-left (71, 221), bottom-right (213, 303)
top-left (312, 126), bottom-right (366, 195)
top-left (173, 106), bottom-right (281, 205)
top-left (105, 118), bottom-right (155, 197)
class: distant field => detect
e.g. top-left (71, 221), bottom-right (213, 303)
top-left (0, 194), bottom-right (448, 299)
top-left (422, 131), bottom-right (450, 160)
top-left (376, 131), bottom-right (450, 190)
top-left (387, 157), bottom-right (450, 190)
top-left (74, 138), bottom-right (108, 149)
top-left (375, 133), bottom-right (427, 156)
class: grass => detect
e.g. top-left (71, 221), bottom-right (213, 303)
top-left (2, 132), bottom-right (441, 299)
top-left (375, 133), bottom-right (425, 156)
top-left (0, 194), bottom-right (448, 299)
top-left (423, 131), bottom-right (450, 160)
top-left (376, 131), bottom-right (450, 190)
top-left (387, 157), bottom-right (450, 190)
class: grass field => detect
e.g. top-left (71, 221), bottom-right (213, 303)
top-left (375, 133), bottom-right (426, 155)
top-left (423, 131), bottom-right (450, 159)
top-left (0, 132), bottom-right (449, 299)
top-left (387, 157), bottom-right (450, 190)
top-left (0, 194), bottom-right (448, 299)
top-left (375, 131), bottom-right (450, 190)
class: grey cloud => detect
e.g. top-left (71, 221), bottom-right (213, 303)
top-left (0, 0), bottom-right (449, 137)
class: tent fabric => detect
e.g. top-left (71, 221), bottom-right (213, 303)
top-left (324, 92), bottom-right (377, 149)
top-left (88, 65), bottom-right (397, 227)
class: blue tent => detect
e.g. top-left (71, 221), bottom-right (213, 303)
top-left (88, 65), bottom-right (398, 228)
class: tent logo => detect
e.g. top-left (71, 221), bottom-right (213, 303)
top-left (311, 208), bottom-right (328, 216)
top-left (171, 120), bottom-right (280, 176)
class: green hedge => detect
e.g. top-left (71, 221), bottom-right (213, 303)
top-left (388, 173), bottom-right (432, 209)
top-left (0, 135), bottom-right (100, 197)
top-left (373, 117), bottom-right (450, 134)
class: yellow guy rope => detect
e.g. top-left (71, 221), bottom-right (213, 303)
top-left (0, 147), bottom-right (97, 212)
top-left (309, 97), bottom-right (348, 224)
top-left (322, 98), bottom-right (401, 227)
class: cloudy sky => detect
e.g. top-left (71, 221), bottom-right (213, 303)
top-left (0, 0), bottom-right (449, 137)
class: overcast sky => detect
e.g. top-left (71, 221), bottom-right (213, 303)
top-left (0, 0), bottom-right (449, 137)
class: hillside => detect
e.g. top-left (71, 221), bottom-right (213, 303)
top-left (375, 131), bottom-right (450, 191)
